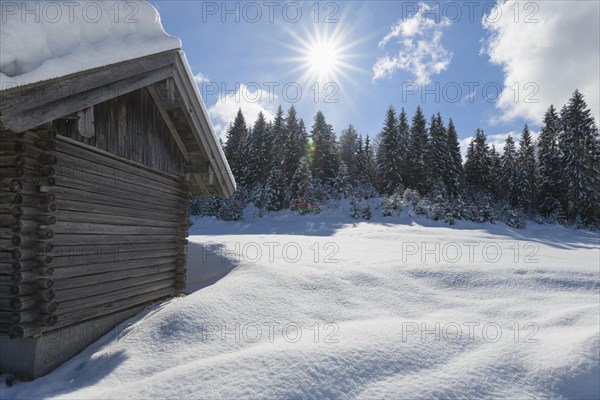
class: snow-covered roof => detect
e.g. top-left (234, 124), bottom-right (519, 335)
top-left (0, 0), bottom-right (181, 87)
top-left (0, 0), bottom-right (236, 198)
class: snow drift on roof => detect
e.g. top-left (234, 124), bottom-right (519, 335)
top-left (0, 0), bottom-right (181, 88)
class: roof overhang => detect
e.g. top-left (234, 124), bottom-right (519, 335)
top-left (0, 50), bottom-right (236, 198)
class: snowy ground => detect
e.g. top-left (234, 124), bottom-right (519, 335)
top-left (2, 207), bottom-right (599, 399)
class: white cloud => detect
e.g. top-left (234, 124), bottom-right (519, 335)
top-left (482, 0), bottom-right (599, 123)
top-left (459, 130), bottom-right (540, 160)
top-left (193, 72), bottom-right (209, 85)
top-left (208, 84), bottom-right (276, 140)
top-left (373, 2), bottom-right (452, 84)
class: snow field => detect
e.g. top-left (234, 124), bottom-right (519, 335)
top-left (1, 211), bottom-right (598, 399)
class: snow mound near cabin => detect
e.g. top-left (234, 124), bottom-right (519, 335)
top-left (1, 211), bottom-right (599, 399)
top-left (0, 0), bottom-right (180, 87)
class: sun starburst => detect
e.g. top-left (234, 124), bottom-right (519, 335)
top-left (282, 23), bottom-right (365, 85)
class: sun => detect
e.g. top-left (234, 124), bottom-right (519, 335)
top-left (307, 40), bottom-right (341, 78)
top-left (280, 24), bottom-right (364, 85)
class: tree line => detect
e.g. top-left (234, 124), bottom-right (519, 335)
top-left (192, 89), bottom-right (599, 228)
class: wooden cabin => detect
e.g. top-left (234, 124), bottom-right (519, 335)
top-left (0, 49), bottom-right (236, 378)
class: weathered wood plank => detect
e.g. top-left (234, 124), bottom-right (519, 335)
top-left (53, 210), bottom-right (180, 228)
top-left (53, 171), bottom-right (186, 206)
top-left (50, 186), bottom-right (183, 214)
top-left (52, 263), bottom-right (177, 290)
top-left (147, 85), bottom-right (191, 161)
top-left (3, 66), bottom-right (175, 133)
top-left (56, 88), bottom-right (186, 176)
top-left (51, 199), bottom-right (181, 222)
top-left (54, 137), bottom-right (184, 190)
top-left (51, 250), bottom-right (180, 272)
top-left (0, 51), bottom-right (178, 116)
top-left (57, 278), bottom-right (175, 313)
top-left (49, 286), bottom-right (176, 331)
top-left (51, 234), bottom-right (183, 246)
top-left (53, 270), bottom-right (176, 302)
top-left (51, 221), bottom-right (179, 236)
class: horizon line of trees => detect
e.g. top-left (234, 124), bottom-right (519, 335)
top-left (193, 89), bottom-right (599, 228)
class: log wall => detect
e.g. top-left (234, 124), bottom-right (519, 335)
top-left (1, 124), bottom-right (190, 339)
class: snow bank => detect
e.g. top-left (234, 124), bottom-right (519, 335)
top-left (1, 211), bottom-right (598, 399)
top-left (0, 1), bottom-right (180, 87)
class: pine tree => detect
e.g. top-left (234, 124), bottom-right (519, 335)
top-left (501, 135), bottom-right (518, 207)
top-left (514, 124), bottom-right (536, 213)
top-left (537, 105), bottom-right (562, 217)
top-left (310, 111), bottom-right (338, 188)
top-left (376, 106), bottom-right (403, 195)
top-left (558, 90), bottom-right (600, 225)
top-left (406, 106), bottom-right (429, 194)
top-left (446, 118), bottom-right (463, 198)
top-left (223, 109), bottom-right (249, 185)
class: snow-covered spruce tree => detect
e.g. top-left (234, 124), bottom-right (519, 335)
top-left (406, 106), bottom-right (429, 194)
top-left (403, 188), bottom-right (421, 206)
top-left (335, 160), bottom-right (352, 199)
top-left (190, 196), bottom-right (222, 217)
top-left (310, 111), bottom-right (338, 190)
top-left (514, 124), bottom-right (536, 214)
top-left (376, 106), bottom-right (404, 195)
top-left (348, 197), bottom-right (360, 219)
top-left (217, 187), bottom-right (247, 221)
top-left (364, 135), bottom-right (377, 191)
top-left (463, 128), bottom-right (491, 194)
top-left (501, 135), bottom-right (518, 207)
top-left (284, 107), bottom-right (308, 182)
top-left (245, 112), bottom-right (272, 193)
top-left (264, 164), bottom-right (285, 211)
top-left (382, 189), bottom-right (403, 217)
top-left (353, 136), bottom-right (377, 198)
top-left (463, 129), bottom-right (494, 222)
top-left (361, 203), bottom-right (373, 220)
top-left (270, 106), bottom-right (287, 166)
top-left (223, 108), bottom-right (249, 185)
top-left (446, 118), bottom-right (463, 198)
top-left (537, 105), bottom-right (563, 218)
top-left (339, 125), bottom-right (359, 172)
top-left (397, 107), bottom-right (411, 187)
top-left (426, 113), bottom-right (448, 198)
top-left (558, 90), bottom-right (600, 226)
top-left (489, 145), bottom-right (502, 201)
top-left (290, 156), bottom-right (315, 203)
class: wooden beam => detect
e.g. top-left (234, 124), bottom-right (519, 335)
top-left (147, 85), bottom-right (191, 161)
top-left (0, 51), bottom-right (178, 117)
top-left (3, 66), bottom-right (174, 133)
top-left (172, 54), bottom-right (236, 198)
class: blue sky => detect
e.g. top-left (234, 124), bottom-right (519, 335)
top-left (150, 1), bottom-right (599, 152)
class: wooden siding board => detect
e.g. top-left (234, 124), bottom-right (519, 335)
top-left (58, 88), bottom-right (186, 176)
